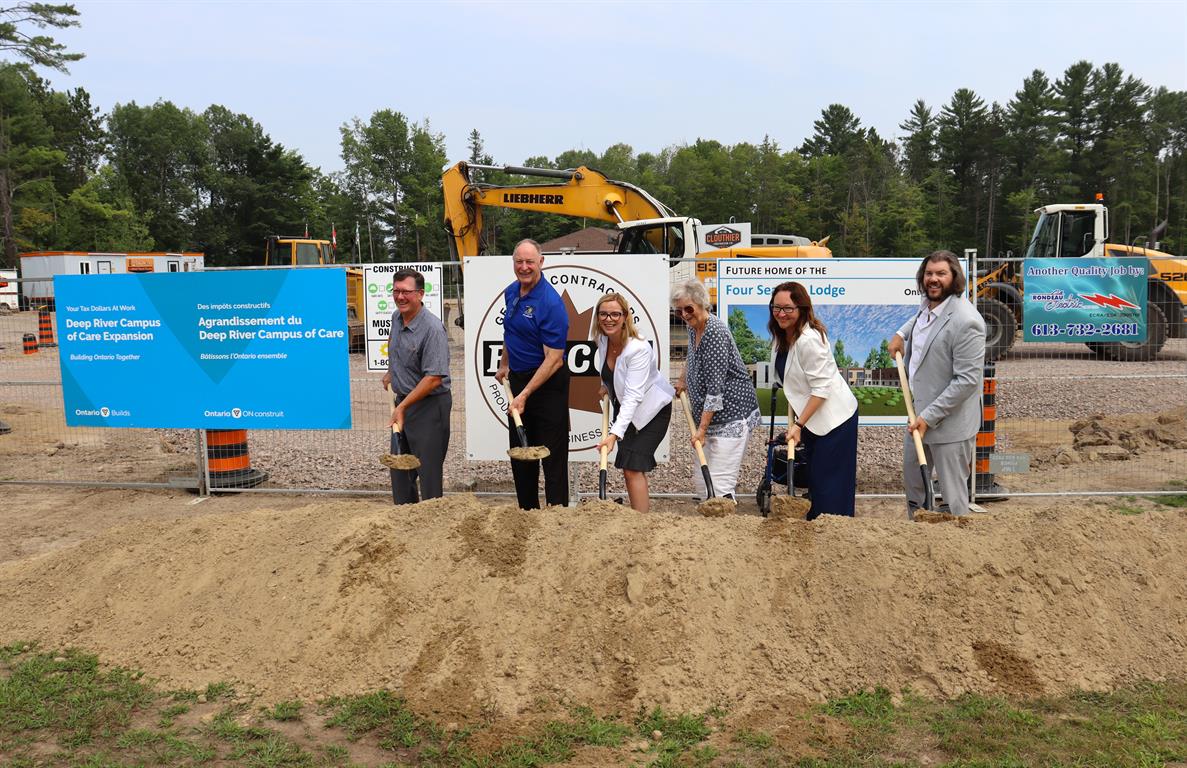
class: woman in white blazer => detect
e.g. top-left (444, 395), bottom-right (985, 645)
top-left (768, 281), bottom-right (859, 518)
top-left (594, 293), bottom-right (675, 512)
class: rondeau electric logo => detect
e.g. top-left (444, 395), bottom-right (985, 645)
top-left (470, 264), bottom-right (664, 454)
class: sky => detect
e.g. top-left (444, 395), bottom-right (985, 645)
top-left (41, 1), bottom-right (1187, 176)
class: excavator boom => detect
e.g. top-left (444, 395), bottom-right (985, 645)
top-left (442, 161), bottom-right (675, 259)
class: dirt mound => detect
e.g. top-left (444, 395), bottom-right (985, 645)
top-left (1068, 408), bottom-right (1187, 461)
top-left (1, 497), bottom-right (1185, 718)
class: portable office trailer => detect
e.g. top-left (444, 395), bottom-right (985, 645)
top-left (18, 252), bottom-right (205, 309)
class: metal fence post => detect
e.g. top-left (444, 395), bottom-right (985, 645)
top-left (196, 429), bottom-right (210, 496)
top-left (968, 248), bottom-right (979, 506)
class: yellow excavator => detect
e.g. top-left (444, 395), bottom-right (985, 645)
top-left (264, 236), bottom-right (365, 352)
top-left (441, 161), bottom-right (831, 302)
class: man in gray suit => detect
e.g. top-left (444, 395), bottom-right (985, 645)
top-left (888, 250), bottom-right (986, 517)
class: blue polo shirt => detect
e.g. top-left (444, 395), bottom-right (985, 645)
top-left (503, 276), bottom-right (568, 372)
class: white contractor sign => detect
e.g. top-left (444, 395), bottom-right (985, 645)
top-left (362, 262), bottom-right (444, 372)
top-left (463, 253), bottom-right (670, 462)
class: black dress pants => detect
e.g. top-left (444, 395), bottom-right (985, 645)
top-left (508, 367), bottom-right (570, 508)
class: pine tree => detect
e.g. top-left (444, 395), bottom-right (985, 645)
top-left (0, 3), bottom-right (82, 72)
top-left (899, 99), bottom-right (936, 183)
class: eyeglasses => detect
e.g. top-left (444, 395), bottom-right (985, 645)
top-left (674, 305), bottom-right (697, 316)
top-left (597, 311), bottom-right (624, 320)
top-left (771, 305), bottom-right (800, 316)
top-left (393, 289), bottom-right (423, 296)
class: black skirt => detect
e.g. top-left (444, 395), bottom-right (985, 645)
top-left (614, 402), bottom-right (672, 472)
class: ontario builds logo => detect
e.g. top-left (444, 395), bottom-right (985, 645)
top-left (469, 263), bottom-right (667, 456)
top-left (704, 226), bottom-right (743, 249)
top-left (75, 405), bottom-right (130, 418)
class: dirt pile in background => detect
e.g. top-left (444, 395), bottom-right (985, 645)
top-left (1067, 407), bottom-right (1187, 462)
top-left (1, 497), bottom-right (1185, 718)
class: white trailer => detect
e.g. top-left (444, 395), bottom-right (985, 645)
top-left (18, 252), bottom-right (205, 309)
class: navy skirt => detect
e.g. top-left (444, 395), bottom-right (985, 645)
top-left (800, 409), bottom-right (858, 519)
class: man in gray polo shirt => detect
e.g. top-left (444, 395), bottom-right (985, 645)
top-left (381, 268), bottom-right (452, 504)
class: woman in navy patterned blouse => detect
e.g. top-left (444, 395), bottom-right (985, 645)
top-left (671, 280), bottom-right (760, 500)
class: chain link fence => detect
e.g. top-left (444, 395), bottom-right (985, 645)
top-left (2, 260), bottom-right (1185, 504)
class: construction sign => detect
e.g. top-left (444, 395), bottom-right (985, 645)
top-left (462, 253), bottom-right (670, 462)
top-left (1022, 258), bottom-right (1146, 342)
top-left (716, 257), bottom-right (924, 427)
top-left (362, 262), bottom-right (445, 372)
top-left (54, 269), bottom-right (351, 429)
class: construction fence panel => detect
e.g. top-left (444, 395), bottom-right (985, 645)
top-left (0, 276), bottom-right (202, 489)
top-left (2, 261), bottom-right (1185, 501)
top-left (968, 254), bottom-right (1187, 500)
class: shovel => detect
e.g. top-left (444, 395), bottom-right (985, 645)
top-left (770, 413), bottom-right (811, 520)
top-left (678, 391), bottom-right (735, 517)
top-left (894, 351), bottom-right (934, 512)
top-left (379, 395), bottom-right (421, 471)
top-left (598, 395), bottom-right (611, 500)
top-left (756, 385), bottom-right (778, 517)
top-left (503, 380), bottom-right (551, 461)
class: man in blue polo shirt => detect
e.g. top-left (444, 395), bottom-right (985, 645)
top-left (495, 238), bottom-right (570, 508)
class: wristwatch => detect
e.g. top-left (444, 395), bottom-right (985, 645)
top-left (794, 420), bottom-right (804, 428)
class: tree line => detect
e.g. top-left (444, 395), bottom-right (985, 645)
top-left (2, 7), bottom-right (1184, 268)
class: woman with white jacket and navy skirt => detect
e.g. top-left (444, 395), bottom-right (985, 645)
top-left (769, 281), bottom-right (859, 518)
top-left (594, 292), bottom-right (675, 512)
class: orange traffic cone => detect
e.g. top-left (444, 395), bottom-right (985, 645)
top-left (37, 307), bottom-right (56, 348)
top-left (204, 429), bottom-right (268, 490)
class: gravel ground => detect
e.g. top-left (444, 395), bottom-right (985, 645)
top-left (244, 334), bottom-right (1187, 498)
top-left (3, 305), bottom-right (1185, 498)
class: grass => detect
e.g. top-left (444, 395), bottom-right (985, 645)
top-left (756, 386), bottom-right (789, 417)
top-left (1115, 498), bottom-right (1146, 515)
top-left (757, 385), bottom-right (907, 420)
top-left (2, 643), bottom-right (1185, 767)
top-left (851, 386), bottom-right (906, 417)
top-left (267, 699), bottom-right (304, 722)
top-left (1152, 479), bottom-right (1187, 508)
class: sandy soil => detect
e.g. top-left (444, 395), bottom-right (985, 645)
top-left (3, 312), bottom-right (1186, 726)
top-left (1, 484), bottom-right (1184, 722)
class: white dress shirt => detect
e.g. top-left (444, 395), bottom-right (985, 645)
top-left (905, 295), bottom-right (952, 385)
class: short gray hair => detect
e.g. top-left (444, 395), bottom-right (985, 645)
top-left (670, 279), bottom-right (711, 311)
top-left (514, 238), bottom-right (542, 256)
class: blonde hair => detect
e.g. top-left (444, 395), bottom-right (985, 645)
top-left (591, 293), bottom-right (642, 345)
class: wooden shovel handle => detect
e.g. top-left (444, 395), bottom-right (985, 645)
top-left (894, 352), bottom-right (928, 467)
top-left (600, 395), bottom-right (610, 471)
top-left (678, 391), bottom-right (710, 467)
top-left (501, 380), bottom-right (525, 428)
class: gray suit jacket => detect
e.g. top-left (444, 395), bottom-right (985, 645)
top-left (897, 295), bottom-right (986, 445)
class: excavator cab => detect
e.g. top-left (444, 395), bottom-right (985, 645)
top-left (616, 220), bottom-right (687, 258)
top-left (261, 235), bottom-right (365, 352)
top-left (264, 236), bottom-right (336, 266)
